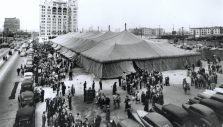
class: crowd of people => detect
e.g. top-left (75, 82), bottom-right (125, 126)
top-left (189, 62), bottom-right (219, 91)
top-left (33, 44), bottom-right (96, 127)
top-left (120, 69), bottom-right (165, 114)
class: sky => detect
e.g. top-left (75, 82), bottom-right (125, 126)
top-left (0, 0), bottom-right (222, 32)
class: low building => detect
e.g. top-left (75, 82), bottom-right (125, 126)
top-left (190, 26), bottom-right (223, 38)
top-left (129, 27), bottom-right (164, 37)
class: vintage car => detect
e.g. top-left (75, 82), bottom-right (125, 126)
top-left (18, 91), bottom-right (34, 108)
top-left (197, 93), bottom-right (212, 99)
top-left (154, 103), bottom-right (192, 127)
top-left (14, 105), bottom-right (35, 127)
top-left (138, 111), bottom-right (173, 127)
top-left (25, 64), bottom-right (34, 72)
top-left (20, 79), bottom-right (33, 93)
top-left (116, 119), bottom-right (143, 127)
top-left (182, 103), bottom-right (221, 127)
top-left (210, 94), bottom-right (223, 103)
top-left (20, 51), bottom-right (26, 57)
top-left (24, 72), bottom-right (34, 81)
top-left (199, 99), bottom-right (223, 122)
top-left (188, 97), bottom-right (201, 104)
top-left (214, 88), bottom-right (223, 95)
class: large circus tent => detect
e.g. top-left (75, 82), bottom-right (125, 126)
top-left (51, 31), bottom-right (201, 79)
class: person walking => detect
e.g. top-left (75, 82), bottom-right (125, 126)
top-left (68, 94), bottom-right (72, 110)
top-left (62, 83), bottom-right (66, 96)
top-left (99, 80), bottom-right (102, 90)
top-left (144, 99), bottom-right (149, 112)
top-left (113, 94), bottom-right (117, 109)
top-left (83, 81), bottom-right (87, 91)
top-left (116, 94), bottom-right (121, 108)
top-left (95, 115), bottom-right (102, 127)
top-left (41, 88), bottom-right (45, 102)
top-left (183, 78), bottom-right (187, 94)
top-left (71, 84), bottom-right (75, 96)
top-left (69, 71), bottom-right (73, 80)
top-left (17, 68), bottom-right (21, 76)
top-left (92, 80), bottom-right (95, 90)
top-left (42, 111), bottom-right (46, 127)
top-left (113, 82), bottom-right (117, 95)
top-left (141, 91), bottom-right (146, 105)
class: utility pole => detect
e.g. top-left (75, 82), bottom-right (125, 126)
top-left (125, 23), bottom-right (127, 31)
top-left (182, 27), bottom-right (184, 46)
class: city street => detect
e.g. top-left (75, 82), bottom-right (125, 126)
top-left (0, 50), bottom-right (26, 127)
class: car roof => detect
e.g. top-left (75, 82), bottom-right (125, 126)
top-left (21, 80), bottom-right (33, 86)
top-left (197, 93), bottom-right (211, 99)
top-left (163, 104), bottom-right (189, 119)
top-left (21, 91), bottom-right (34, 98)
top-left (143, 112), bottom-right (173, 127)
top-left (16, 105), bottom-right (34, 118)
top-left (200, 99), bottom-right (223, 111)
top-left (211, 94), bottom-right (223, 102)
top-left (24, 72), bottom-right (33, 75)
top-left (118, 119), bottom-right (142, 127)
top-left (190, 104), bottom-right (215, 116)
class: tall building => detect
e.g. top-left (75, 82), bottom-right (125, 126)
top-left (39, 0), bottom-right (78, 41)
top-left (190, 26), bottom-right (223, 37)
top-left (4, 17), bottom-right (20, 33)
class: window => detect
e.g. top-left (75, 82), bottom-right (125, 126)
top-left (58, 7), bottom-right (62, 15)
top-left (52, 7), bottom-right (57, 14)
top-left (63, 8), bottom-right (67, 15)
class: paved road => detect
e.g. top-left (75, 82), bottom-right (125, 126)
top-left (0, 52), bottom-right (26, 127)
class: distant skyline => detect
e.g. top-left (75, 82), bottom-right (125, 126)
top-left (0, 0), bottom-right (222, 32)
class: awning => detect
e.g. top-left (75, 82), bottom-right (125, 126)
top-left (59, 47), bottom-right (69, 55)
top-left (52, 43), bottom-right (58, 48)
top-left (63, 50), bottom-right (76, 60)
top-left (54, 45), bottom-right (62, 51)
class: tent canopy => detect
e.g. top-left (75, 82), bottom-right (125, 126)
top-left (81, 31), bottom-right (199, 63)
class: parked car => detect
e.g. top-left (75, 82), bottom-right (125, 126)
top-left (154, 103), bottom-right (192, 127)
top-left (18, 91), bottom-right (34, 108)
top-left (188, 97), bottom-right (200, 104)
top-left (26, 60), bottom-right (33, 65)
top-left (199, 99), bottom-right (223, 122)
top-left (20, 51), bottom-right (26, 57)
top-left (14, 105), bottom-right (35, 127)
top-left (182, 104), bottom-right (221, 127)
top-left (210, 94), bottom-right (223, 103)
top-left (214, 88), bottom-right (223, 95)
top-left (14, 46), bottom-right (20, 51)
top-left (24, 65), bottom-right (34, 72)
top-left (197, 92), bottom-right (211, 99)
top-left (24, 72), bottom-right (33, 81)
top-left (139, 112), bottom-right (173, 127)
top-left (20, 79), bottom-right (33, 93)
